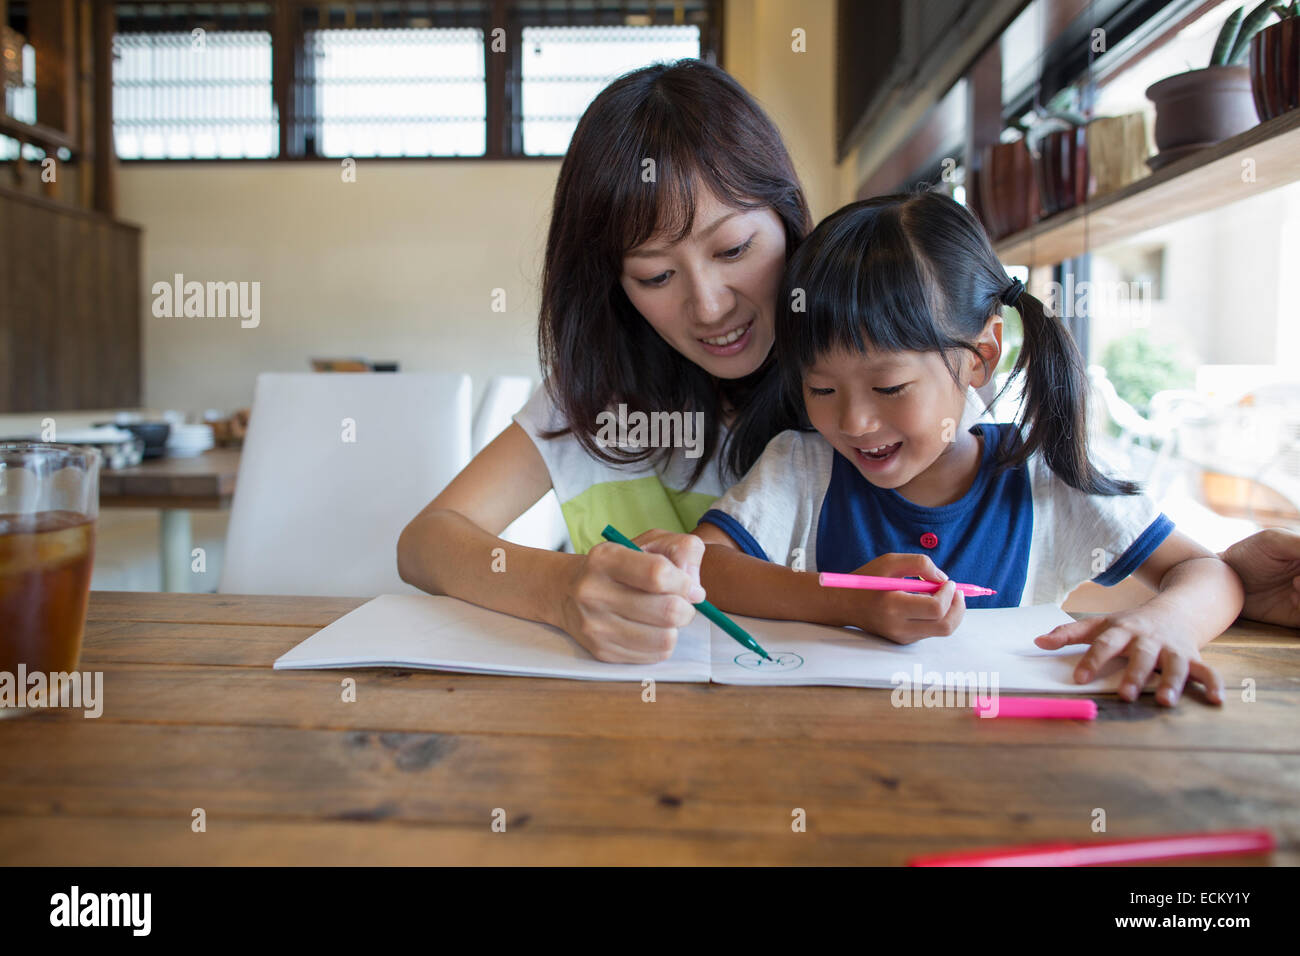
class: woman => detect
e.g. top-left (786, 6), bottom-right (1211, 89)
top-left (398, 60), bottom-right (805, 662)
top-left (397, 60), bottom-right (1299, 661)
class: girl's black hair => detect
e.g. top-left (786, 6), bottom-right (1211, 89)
top-left (538, 59), bottom-right (812, 485)
top-left (729, 190), bottom-right (1139, 497)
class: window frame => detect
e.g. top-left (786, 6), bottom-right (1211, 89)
top-left (108, 0), bottom-right (725, 163)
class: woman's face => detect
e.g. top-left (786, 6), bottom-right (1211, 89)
top-left (619, 188), bottom-right (787, 380)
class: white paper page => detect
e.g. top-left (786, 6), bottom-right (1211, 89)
top-left (274, 593), bottom-right (712, 683)
top-left (709, 605), bottom-right (1137, 694)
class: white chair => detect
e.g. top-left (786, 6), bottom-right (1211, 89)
top-left (1223, 382), bottom-right (1300, 520)
top-left (471, 375), bottom-right (570, 552)
top-left (1087, 365), bottom-right (1165, 448)
top-left (1084, 365), bottom-right (1177, 491)
top-left (472, 375), bottom-right (535, 454)
top-left (219, 372), bottom-right (471, 596)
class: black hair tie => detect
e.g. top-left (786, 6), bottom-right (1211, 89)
top-left (1000, 277), bottom-right (1025, 308)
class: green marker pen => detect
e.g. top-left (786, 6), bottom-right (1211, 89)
top-left (600, 524), bottom-right (773, 661)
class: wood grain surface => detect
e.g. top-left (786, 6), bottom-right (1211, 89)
top-left (1, 592), bottom-right (1295, 865)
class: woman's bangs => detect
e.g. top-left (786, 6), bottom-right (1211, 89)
top-left (613, 152), bottom-right (700, 257)
top-left (613, 130), bottom-right (774, 257)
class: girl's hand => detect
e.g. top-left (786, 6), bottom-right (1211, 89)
top-left (842, 552), bottom-right (965, 644)
top-left (1034, 605), bottom-right (1224, 707)
top-left (1220, 528), bottom-right (1300, 629)
top-left (633, 528), bottom-right (706, 597)
top-left (557, 531), bottom-right (707, 664)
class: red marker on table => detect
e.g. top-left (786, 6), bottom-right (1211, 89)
top-left (907, 828), bottom-right (1275, 867)
top-left (818, 572), bottom-right (996, 598)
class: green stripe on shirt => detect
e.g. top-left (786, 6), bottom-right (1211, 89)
top-left (559, 475), bottom-right (719, 553)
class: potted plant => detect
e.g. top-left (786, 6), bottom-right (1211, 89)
top-left (1251, 2), bottom-right (1299, 120)
top-left (1023, 87), bottom-right (1093, 218)
top-left (977, 89), bottom-right (1086, 238)
top-left (977, 85), bottom-right (1148, 235)
top-left (1146, 3), bottom-right (1277, 168)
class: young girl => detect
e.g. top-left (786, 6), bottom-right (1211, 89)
top-left (695, 191), bottom-right (1245, 707)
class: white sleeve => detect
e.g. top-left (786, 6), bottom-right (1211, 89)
top-left (512, 379), bottom-right (564, 438)
top-left (1027, 451), bottom-right (1175, 604)
top-left (510, 379), bottom-right (580, 501)
top-left (698, 429), bottom-right (832, 568)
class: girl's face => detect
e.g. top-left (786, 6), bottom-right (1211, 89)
top-left (802, 322), bottom-right (1001, 503)
top-left (619, 188), bottom-right (787, 380)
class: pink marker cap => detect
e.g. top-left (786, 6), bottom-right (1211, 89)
top-left (974, 696), bottom-right (1097, 720)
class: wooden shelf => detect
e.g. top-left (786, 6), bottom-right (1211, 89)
top-left (0, 115), bottom-right (78, 154)
top-left (993, 109), bottom-right (1300, 266)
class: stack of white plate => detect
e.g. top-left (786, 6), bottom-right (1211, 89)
top-left (165, 424), bottom-right (214, 458)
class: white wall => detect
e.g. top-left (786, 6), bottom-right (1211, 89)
top-left (112, 1), bottom-right (848, 421)
top-left (1089, 181), bottom-right (1298, 370)
top-left (118, 161), bottom-right (560, 416)
top-left (726, 0), bottom-right (842, 220)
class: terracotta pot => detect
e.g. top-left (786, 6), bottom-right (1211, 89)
top-left (978, 140), bottom-right (1040, 240)
top-left (1251, 17), bottom-right (1300, 121)
top-left (1145, 65), bottom-right (1257, 153)
top-left (1034, 125), bottom-right (1091, 217)
top-left (1087, 113), bottom-right (1149, 198)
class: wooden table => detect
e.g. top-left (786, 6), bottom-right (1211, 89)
top-left (1, 593), bottom-right (1296, 865)
top-left (99, 448), bottom-right (241, 593)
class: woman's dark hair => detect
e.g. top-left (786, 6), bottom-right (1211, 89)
top-left (730, 190), bottom-right (1138, 496)
top-left (538, 59), bottom-right (812, 484)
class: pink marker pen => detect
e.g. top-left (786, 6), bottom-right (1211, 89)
top-left (974, 696), bottom-right (1098, 720)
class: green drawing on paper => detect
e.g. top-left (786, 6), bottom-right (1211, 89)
top-left (734, 651), bottom-right (804, 670)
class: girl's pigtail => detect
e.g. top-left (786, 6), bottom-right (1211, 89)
top-left (1006, 289), bottom-right (1140, 496)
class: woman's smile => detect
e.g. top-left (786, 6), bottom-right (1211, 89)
top-left (698, 318), bottom-right (755, 355)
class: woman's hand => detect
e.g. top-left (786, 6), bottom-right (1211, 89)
top-left (1034, 603), bottom-right (1224, 707)
top-left (557, 531), bottom-right (707, 663)
top-left (1220, 528), bottom-right (1300, 629)
top-left (840, 552), bottom-right (965, 644)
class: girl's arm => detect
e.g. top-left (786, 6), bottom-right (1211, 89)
top-left (694, 522), bottom-right (966, 644)
top-left (397, 422), bottom-right (706, 663)
top-left (1034, 529), bottom-right (1243, 706)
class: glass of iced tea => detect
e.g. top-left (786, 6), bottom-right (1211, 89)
top-left (0, 443), bottom-right (101, 717)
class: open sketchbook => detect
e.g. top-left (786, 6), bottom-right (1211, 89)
top-left (274, 594), bottom-right (1135, 695)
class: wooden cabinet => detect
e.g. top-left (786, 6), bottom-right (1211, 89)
top-left (0, 186), bottom-right (141, 411)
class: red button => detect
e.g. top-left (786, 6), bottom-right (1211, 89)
top-left (920, 532), bottom-right (938, 549)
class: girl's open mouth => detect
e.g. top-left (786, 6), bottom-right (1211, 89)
top-left (698, 320), bottom-right (754, 356)
top-left (854, 441), bottom-right (902, 471)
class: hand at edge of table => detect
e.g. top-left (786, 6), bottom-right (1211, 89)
top-left (1220, 528), bottom-right (1300, 630)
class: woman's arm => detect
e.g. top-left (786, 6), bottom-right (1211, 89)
top-left (398, 422), bottom-right (567, 615)
top-left (694, 523), bottom-right (965, 643)
top-left (1220, 528), bottom-right (1300, 628)
top-left (1034, 530), bottom-right (1243, 705)
top-left (397, 423), bottom-right (706, 663)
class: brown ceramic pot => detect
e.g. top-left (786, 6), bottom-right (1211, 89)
top-left (1251, 17), bottom-right (1300, 121)
top-left (1145, 65), bottom-right (1258, 152)
top-left (1034, 125), bottom-right (1091, 217)
top-left (978, 140), bottom-right (1040, 240)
